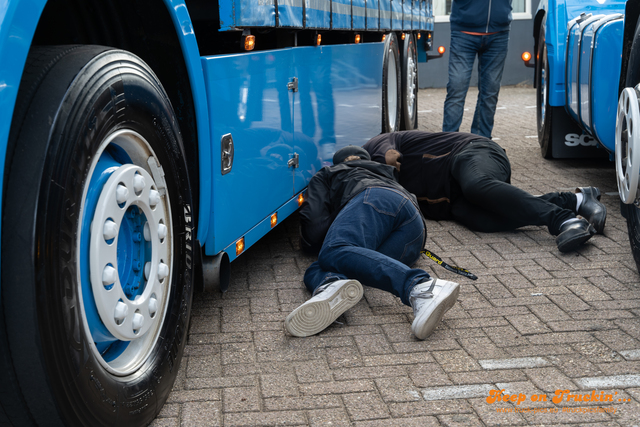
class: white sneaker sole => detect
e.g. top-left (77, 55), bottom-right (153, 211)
top-left (285, 280), bottom-right (363, 337)
top-left (411, 280), bottom-right (460, 340)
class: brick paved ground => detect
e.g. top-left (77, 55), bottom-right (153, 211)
top-left (154, 86), bottom-right (640, 426)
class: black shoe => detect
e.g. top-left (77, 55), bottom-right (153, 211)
top-left (576, 187), bottom-right (607, 234)
top-left (556, 218), bottom-right (596, 253)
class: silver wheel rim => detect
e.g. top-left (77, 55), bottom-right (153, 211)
top-left (616, 86), bottom-right (640, 204)
top-left (78, 129), bottom-right (173, 376)
top-left (406, 53), bottom-right (417, 123)
top-left (388, 49), bottom-right (398, 130)
top-left (540, 54), bottom-right (547, 128)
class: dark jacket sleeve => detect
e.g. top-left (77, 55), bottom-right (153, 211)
top-left (299, 169), bottom-right (333, 254)
top-left (362, 133), bottom-right (400, 164)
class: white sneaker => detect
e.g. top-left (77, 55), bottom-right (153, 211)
top-left (285, 280), bottom-right (363, 337)
top-left (410, 278), bottom-right (460, 340)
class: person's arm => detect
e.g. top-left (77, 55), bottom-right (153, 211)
top-left (363, 133), bottom-right (402, 170)
top-left (299, 169), bottom-right (333, 254)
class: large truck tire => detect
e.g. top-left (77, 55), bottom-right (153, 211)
top-left (382, 33), bottom-right (401, 133)
top-left (400, 33), bottom-right (418, 130)
top-left (536, 14), bottom-right (554, 158)
top-left (618, 19), bottom-right (640, 274)
top-left (1, 45), bottom-right (194, 426)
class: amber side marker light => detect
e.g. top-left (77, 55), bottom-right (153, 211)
top-left (522, 51), bottom-right (535, 68)
top-left (417, 33), bottom-right (422, 39)
top-left (236, 237), bottom-right (245, 256)
top-left (427, 45), bottom-right (445, 60)
top-left (244, 35), bottom-right (256, 51)
top-left (271, 213), bottom-right (278, 228)
top-left (401, 33), bottom-right (406, 40)
top-left (355, 34), bottom-right (361, 44)
top-left (298, 193), bottom-right (305, 206)
top-left (316, 34), bottom-right (322, 46)
top-left (382, 34), bottom-right (386, 42)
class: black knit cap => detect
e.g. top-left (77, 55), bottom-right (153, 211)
top-left (332, 145), bottom-right (371, 165)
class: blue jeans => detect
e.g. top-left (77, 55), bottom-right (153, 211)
top-left (443, 30), bottom-right (510, 138)
top-left (303, 187), bottom-right (430, 306)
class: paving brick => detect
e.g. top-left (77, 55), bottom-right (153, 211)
top-left (307, 408), bottom-right (351, 427)
top-left (431, 350), bottom-right (482, 373)
top-left (547, 293), bottom-right (592, 312)
top-left (388, 400), bottom-right (473, 417)
top-left (506, 314), bottom-right (552, 335)
top-left (353, 416), bottom-right (440, 427)
top-left (223, 411), bottom-right (307, 426)
top-left (527, 303), bottom-right (571, 321)
top-left (263, 395), bottom-right (342, 411)
top-left (299, 380), bottom-right (376, 395)
top-left (594, 330), bottom-right (640, 351)
top-left (222, 387), bottom-right (261, 412)
top-left (525, 367), bottom-right (578, 393)
top-left (354, 334), bottom-right (394, 355)
top-left (181, 401), bottom-right (222, 427)
top-left (448, 369), bottom-right (527, 385)
top-left (332, 365), bottom-right (406, 382)
top-left (407, 363), bottom-right (453, 387)
top-left (342, 392), bottom-right (390, 421)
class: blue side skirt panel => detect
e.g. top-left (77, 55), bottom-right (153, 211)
top-left (201, 43), bottom-right (384, 257)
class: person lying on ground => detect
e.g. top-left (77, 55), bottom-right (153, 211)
top-left (285, 146), bottom-right (459, 340)
top-left (363, 130), bottom-right (607, 253)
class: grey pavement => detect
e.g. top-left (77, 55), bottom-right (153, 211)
top-left (154, 86), bottom-right (640, 426)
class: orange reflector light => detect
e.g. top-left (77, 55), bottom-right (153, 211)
top-left (522, 51), bottom-right (532, 62)
top-left (355, 34), bottom-right (361, 44)
top-left (236, 237), bottom-right (245, 256)
top-left (382, 34), bottom-right (386, 41)
top-left (271, 213), bottom-right (278, 228)
top-left (401, 33), bottom-right (406, 40)
top-left (244, 35), bottom-right (255, 51)
top-left (428, 33), bottom-right (432, 39)
top-left (298, 193), bottom-right (305, 206)
top-left (316, 34), bottom-right (322, 46)
top-left (438, 46), bottom-right (446, 55)
top-left (417, 33), bottom-right (422, 39)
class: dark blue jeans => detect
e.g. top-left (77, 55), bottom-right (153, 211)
top-left (443, 30), bottom-right (510, 138)
top-left (303, 187), bottom-right (430, 306)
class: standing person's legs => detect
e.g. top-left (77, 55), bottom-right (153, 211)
top-left (443, 32), bottom-right (480, 132)
top-left (450, 141), bottom-right (575, 235)
top-left (471, 31), bottom-right (510, 138)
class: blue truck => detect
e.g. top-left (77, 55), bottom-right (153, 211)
top-left (530, 0), bottom-right (640, 272)
top-left (0, 1), bottom-right (436, 425)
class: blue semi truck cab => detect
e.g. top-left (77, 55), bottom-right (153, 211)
top-left (530, 0), bottom-right (640, 272)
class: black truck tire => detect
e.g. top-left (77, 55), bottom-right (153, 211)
top-left (1, 45), bottom-right (194, 426)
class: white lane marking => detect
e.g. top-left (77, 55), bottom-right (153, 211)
top-left (619, 349), bottom-right (640, 361)
top-left (479, 357), bottom-right (550, 370)
top-left (497, 107), bottom-right (506, 110)
top-left (418, 110), bottom-right (432, 113)
top-left (526, 105), bottom-right (536, 109)
top-left (574, 374), bottom-right (640, 389)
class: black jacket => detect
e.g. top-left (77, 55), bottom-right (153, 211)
top-left (450, 0), bottom-right (513, 33)
top-left (363, 131), bottom-right (488, 220)
top-left (299, 159), bottom-right (425, 254)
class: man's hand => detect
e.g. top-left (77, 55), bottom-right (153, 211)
top-left (385, 149), bottom-right (402, 171)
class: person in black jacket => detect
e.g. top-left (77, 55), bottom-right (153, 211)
top-left (286, 146), bottom-right (460, 340)
top-left (363, 131), bottom-right (607, 253)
